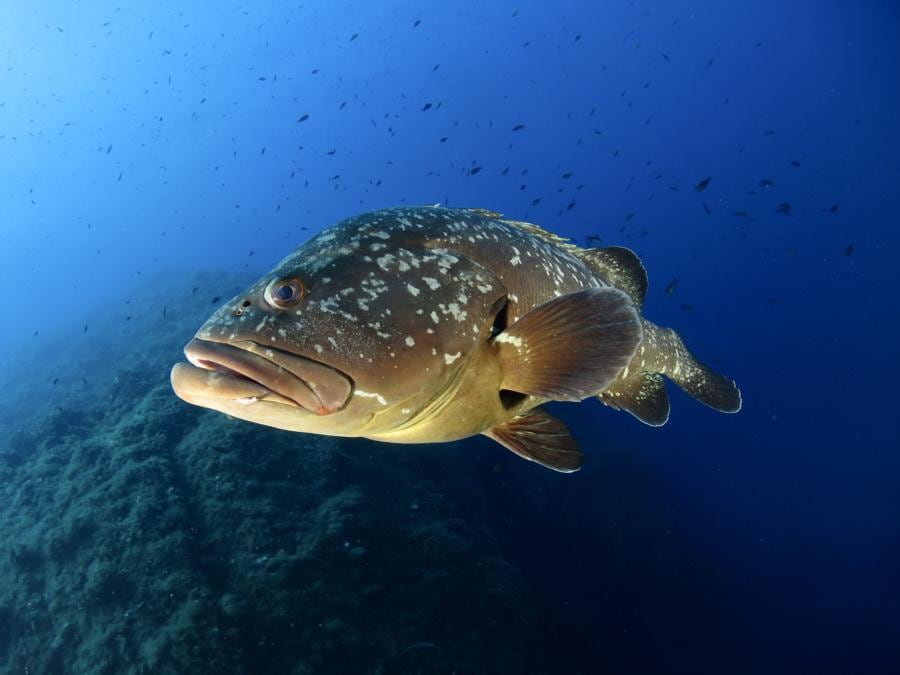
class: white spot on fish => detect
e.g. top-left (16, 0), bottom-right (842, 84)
top-left (446, 302), bottom-right (467, 322)
top-left (494, 333), bottom-right (524, 347)
top-left (355, 390), bottom-right (387, 405)
top-left (405, 336), bottom-right (415, 347)
top-left (423, 277), bottom-right (441, 290)
top-left (444, 352), bottom-right (461, 364)
top-left (407, 284), bottom-right (420, 297)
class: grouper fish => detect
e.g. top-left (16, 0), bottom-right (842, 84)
top-left (171, 206), bottom-right (740, 472)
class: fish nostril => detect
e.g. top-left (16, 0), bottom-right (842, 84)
top-left (233, 299), bottom-right (253, 317)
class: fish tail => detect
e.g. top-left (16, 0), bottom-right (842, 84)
top-left (634, 320), bottom-right (741, 413)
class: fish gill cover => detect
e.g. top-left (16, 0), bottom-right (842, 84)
top-left (0, 2), bottom-right (899, 674)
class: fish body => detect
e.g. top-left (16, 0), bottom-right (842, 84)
top-left (171, 206), bottom-right (740, 472)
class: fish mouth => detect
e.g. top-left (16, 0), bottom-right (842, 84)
top-left (171, 338), bottom-right (353, 415)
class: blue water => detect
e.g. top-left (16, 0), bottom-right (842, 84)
top-left (2, 1), bottom-right (898, 673)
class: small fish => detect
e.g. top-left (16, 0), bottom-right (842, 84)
top-left (665, 279), bottom-right (678, 296)
top-left (211, 296), bottom-right (221, 304)
top-left (828, 204), bottom-right (839, 213)
top-left (83, 324), bottom-right (88, 333)
top-left (512, 124), bottom-right (525, 131)
top-left (422, 102), bottom-right (432, 111)
top-left (468, 166), bottom-right (482, 175)
top-left (695, 176), bottom-right (711, 192)
top-left (297, 114), bottom-right (310, 123)
top-left (680, 304), bottom-right (693, 312)
top-left (776, 203), bottom-right (792, 215)
top-left (845, 244), bottom-right (854, 257)
top-left (790, 160), bottom-right (801, 167)
top-left (172, 207), bottom-right (740, 473)
top-left (702, 203), bottom-right (711, 215)
top-left (350, 33), bottom-right (359, 41)
top-left (758, 179), bottom-right (774, 188)
top-left (732, 210), bottom-right (749, 218)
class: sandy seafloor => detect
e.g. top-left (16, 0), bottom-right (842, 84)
top-left (0, 271), bottom-right (745, 674)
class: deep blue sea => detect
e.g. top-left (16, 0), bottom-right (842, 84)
top-left (1, 2), bottom-right (898, 673)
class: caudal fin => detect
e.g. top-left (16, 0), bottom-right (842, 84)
top-left (639, 321), bottom-right (741, 414)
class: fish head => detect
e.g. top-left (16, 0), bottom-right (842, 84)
top-left (170, 213), bottom-right (507, 437)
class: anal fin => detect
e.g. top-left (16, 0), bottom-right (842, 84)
top-left (484, 408), bottom-right (583, 473)
top-left (599, 371), bottom-right (670, 426)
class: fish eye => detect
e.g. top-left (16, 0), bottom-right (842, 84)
top-left (265, 277), bottom-right (306, 308)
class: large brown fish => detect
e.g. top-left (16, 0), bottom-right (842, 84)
top-left (171, 206), bottom-right (740, 472)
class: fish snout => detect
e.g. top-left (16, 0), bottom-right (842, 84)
top-left (174, 338), bottom-right (353, 415)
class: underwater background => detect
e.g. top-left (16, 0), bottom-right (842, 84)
top-left (1, 1), bottom-right (898, 673)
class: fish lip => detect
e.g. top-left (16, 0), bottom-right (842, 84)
top-left (180, 338), bottom-right (353, 415)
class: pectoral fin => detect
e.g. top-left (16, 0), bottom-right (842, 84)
top-left (484, 408), bottom-right (582, 473)
top-left (494, 286), bottom-right (642, 401)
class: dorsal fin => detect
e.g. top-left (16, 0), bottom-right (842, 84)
top-left (478, 214), bottom-right (648, 306)
top-left (464, 207), bottom-right (505, 219)
top-left (575, 246), bottom-right (648, 307)
top-left (500, 218), bottom-right (574, 248)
